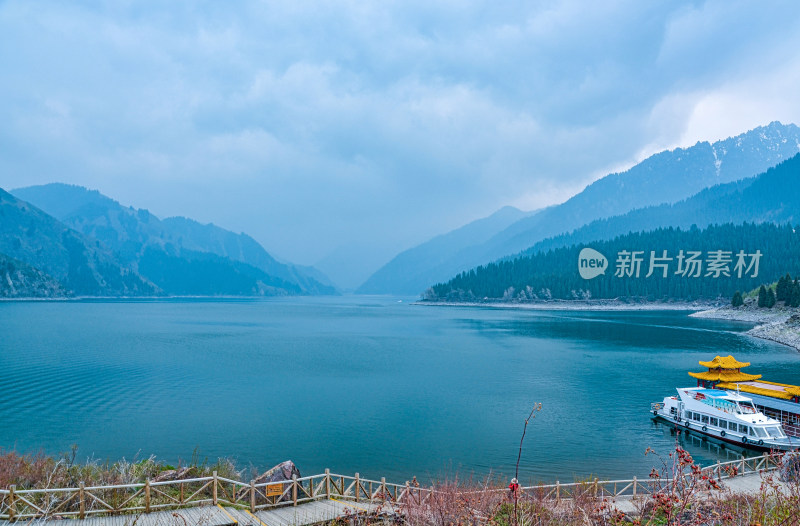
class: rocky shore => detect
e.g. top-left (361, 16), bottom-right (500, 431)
top-left (691, 302), bottom-right (800, 352)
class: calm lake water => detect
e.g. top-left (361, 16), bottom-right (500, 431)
top-left (1, 296), bottom-right (799, 484)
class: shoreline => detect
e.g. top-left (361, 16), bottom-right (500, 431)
top-left (418, 299), bottom-right (800, 352)
top-left (415, 299), bottom-right (720, 311)
top-left (691, 305), bottom-right (800, 352)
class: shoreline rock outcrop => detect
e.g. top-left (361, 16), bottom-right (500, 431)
top-left (691, 300), bottom-right (800, 352)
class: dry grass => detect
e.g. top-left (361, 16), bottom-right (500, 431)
top-left (0, 445), bottom-right (240, 489)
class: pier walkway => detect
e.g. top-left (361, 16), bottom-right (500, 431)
top-left (0, 454), bottom-right (786, 525)
top-left (0, 498), bottom-right (391, 526)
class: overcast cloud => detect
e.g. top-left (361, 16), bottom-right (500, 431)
top-left (2, 0), bottom-right (800, 286)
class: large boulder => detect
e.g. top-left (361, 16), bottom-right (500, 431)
top-left (254, 460), bottom-right (301, 484)
top-left (237, 460), bottom-right (301, 500)
top-left (152, 466), bottom-right (198, 483)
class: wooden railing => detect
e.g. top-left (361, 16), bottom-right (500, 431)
top-left (0, 469), bottom-right (433, 521)
top-left (0, 453), bottom-right (782, 521)
top-left (515, 453), bottom-right (783, 500)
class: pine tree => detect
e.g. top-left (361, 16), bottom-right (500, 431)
top-left (766, 287), bottom-right (776, 308)
top-left (777, 275), bottom-right (787, 302)
top-left (791, 281), bottom-right (800, 308)
top-left (758, 285), bottom-right (767, 308)
top-left (731, 291), bottom-right (744, 307)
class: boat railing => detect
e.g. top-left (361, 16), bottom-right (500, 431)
top-left (783, 422), bottom-right (800, 437)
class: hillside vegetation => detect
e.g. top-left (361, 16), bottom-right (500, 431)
top-left (426, 223), bottom-right (799, 302)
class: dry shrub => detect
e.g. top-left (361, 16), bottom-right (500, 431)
top-left (0, 449), bottom-right (51, 489)
top-left (0, 446), bottom-right (241, 490)
top-left (403, 476), bottom-right (504, 526)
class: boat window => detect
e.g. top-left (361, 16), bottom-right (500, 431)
top-left (739, 424), bottom-right (749, 433)
top-left (738, 402), bottom-right (757, 414)
top-left (766, 427), bottom-right (785, 438)
top-left (701, 415), bottom-right (709, 424)
top-left (749, 427), bottom-right (755, 436)
top-left (670, 407), bottom-right (676, 415)
top-left (709, 417), bottom-right (718, 427)
top-left (718, 400), bottom-right (735, 413)
top-left (754, 427), bottom-right (767, 438)
top-left (694, 413), bottom-right (701, 421)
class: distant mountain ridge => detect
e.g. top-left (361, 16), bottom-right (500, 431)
top-left (357, 205), bottom-right (534, 294)
top-left (517, 153), bottom-right (800, 259)
top-left (0, 188), bottom-right (158, 296)
top-left (6, 184), bottom-right (336, 297)
top-left (360, 121), bottom-right (800, 295)
top-left (427, 153), bottom-right (800, 302)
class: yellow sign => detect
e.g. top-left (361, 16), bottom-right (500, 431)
top-left (265, 483), bottom-right (283, 497)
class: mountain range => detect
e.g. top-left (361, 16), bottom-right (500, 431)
top-left (1, 184), bottom-right (336, 297)
top-left (359, 121), bottom-right (800, 295)
top-left (356, 206), bottom-right (533, 295)
top-left (516, 153), bottom-right (800, 259)
top-left (0, 187), bottom-right (158, 296)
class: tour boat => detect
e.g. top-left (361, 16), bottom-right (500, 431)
top-left (687, 355), bottom-right (800, 437)
top-left (651, 387), bottom-right (800, 451)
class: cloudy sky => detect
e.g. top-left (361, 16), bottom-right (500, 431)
top-left (2, 0), bottom-right (800, 286)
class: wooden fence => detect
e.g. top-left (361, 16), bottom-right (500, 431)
top-left (0, 453), bottom-right (784, 521)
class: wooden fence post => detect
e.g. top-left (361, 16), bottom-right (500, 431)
top-left (405, 481), bottom-right (410, 505)
top-left (250, 480), bottom-right (255, 513)
top-left (381, 477), bottom-right (386, 500)
top-left (593, 478), bottom-right (598, 497)
top-left (213, 471), bottom-right (218, 505)
top-left (555, 481), bottom-right (559, 502)
top-left (144, 479), bottom-right (150, 514)
top-left (292, 475), bottom-right (298, 506)
top-left (8, 485), bottom-right (16, 521)
top-left (632, 476), bottom-right (637, 497)
top-left (355, 473), bottom-right (360, 502)
top-left (180, 482), bottom-right (185, 504)
top-left (79, 482), bottom-right (86, 519)
top-left (325, 469), bottom-right (331, 498)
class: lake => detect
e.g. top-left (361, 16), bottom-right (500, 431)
top-left (1, 296), bottom-right (798, 484)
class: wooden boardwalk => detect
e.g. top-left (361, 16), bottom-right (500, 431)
top-left (0, 499), bottom-right (393, 526)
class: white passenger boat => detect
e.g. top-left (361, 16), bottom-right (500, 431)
top-left (651, 387), bottom-right (800, 451)
top-left (688, 355), bottom-right (800, 437)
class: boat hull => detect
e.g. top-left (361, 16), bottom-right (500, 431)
top-left (652, 411), bottom-right (788, 452)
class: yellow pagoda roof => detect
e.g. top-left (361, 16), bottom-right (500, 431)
top-left (698, 355), bottom-right (751, 369)
top-left (785, 386), bottom-right (800, 398)
top-left (689, 370), bottom-right (762, 382)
